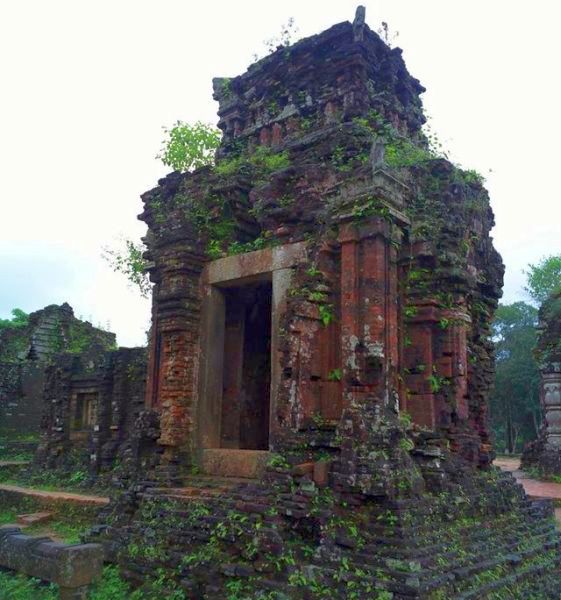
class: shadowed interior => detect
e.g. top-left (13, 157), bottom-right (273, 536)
top-left (220, 281), bottom-right (272, 450)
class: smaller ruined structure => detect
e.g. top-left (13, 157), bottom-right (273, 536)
top-left (0, 303), bottom-right (148, 477)
top-left (0, 303), bottom-right (115, 438)
top-left (522, 289), bottom-right (561, 475)
top-left (35, 346), bottom-right (147, 475)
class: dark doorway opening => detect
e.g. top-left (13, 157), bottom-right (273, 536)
top-left (221, 281), bottom-right (272, 450)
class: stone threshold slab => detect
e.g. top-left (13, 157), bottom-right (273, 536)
top-left (201, 449), bottom-right (270, 479)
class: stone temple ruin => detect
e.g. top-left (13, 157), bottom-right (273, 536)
top-left (83, 8), bottom-right (561, 597)
top-left (35, 345), bottom-right (146, 474)
top-left (0, 303), bottom-right (147, 478)
top-left (140, 8), bottom-right (502, 479)
top-left (522, 289), bottom-right (561, 476)
top-left (0, 303), bottom-right (116, 442)
top-left (8, 7), bottom-right (561, 599)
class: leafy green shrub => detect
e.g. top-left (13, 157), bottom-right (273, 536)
top-left (158, 121), bottom-right (221, 173)
top-left (89, 566), bottom-right (140, 600)
top-left (103, 238), bottom-right (151, 298)
top-left (0, 309), bottom-right (29, 331)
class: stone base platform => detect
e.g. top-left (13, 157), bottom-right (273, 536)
top-left (89, 465), bottom-right (561, 599)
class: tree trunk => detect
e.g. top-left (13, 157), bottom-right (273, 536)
top-left (512, 424), bottom-right (520, 453)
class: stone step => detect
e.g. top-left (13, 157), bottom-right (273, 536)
top-left (17, 511), bottom-right (53, 526)
top-left (181, 474), bottom-right (257, 488)
top-left (201, 449), bottom-right (270, 479)
top-left (140, 473), bottom-right (259, 504)
top-left (0, 483), bottom-right (109, 507)
top-left (455, 558), bottom-right (561, 599)
top-left (144, 486), bottom-right (225, 503)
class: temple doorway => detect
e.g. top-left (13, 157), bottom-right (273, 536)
top-left (197, 244), bottom-right (304, 476)
top-left (220, 281), bottom-right (272, 450)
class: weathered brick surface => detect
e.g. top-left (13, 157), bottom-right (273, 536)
top-left (85, 7), bottom-right (561, 598)
top-left (137, 12), bottom-right (503, 472)
top-left (34, 347), bottom-right (147, 477)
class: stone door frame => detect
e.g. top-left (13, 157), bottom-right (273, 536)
top-left (196, 242), bottom-right (307, 452)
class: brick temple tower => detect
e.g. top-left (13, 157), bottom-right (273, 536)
top-left (90, 9), bottom-right (561, 598)
top-left (140, 6), bottom-right (502, 479)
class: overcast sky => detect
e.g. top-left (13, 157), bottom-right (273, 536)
top-left (1, 0), bottom-right (559, 346)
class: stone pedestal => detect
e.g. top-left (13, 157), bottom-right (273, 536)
top-left (543, 366), bottom-right (561, 449)
top-left (522, 363), bottom-right (561, 475)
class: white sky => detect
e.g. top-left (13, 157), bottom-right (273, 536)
top-left (1, 0), bottom-right (559, 346)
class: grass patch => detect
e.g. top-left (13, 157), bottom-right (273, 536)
top-left (0, 450), bottom-right (34, 462)
top-left (523, 466), bottom-right (561, 485)
top-left (0, 570), bottom-right (57, 600)
top-left (0, 506), bottom-right (18, 525)
top-left (88, 565), bottom-right (140, 599)
top-left (0, 498), bottom-right (97, 544)
top-left (26, 516), bottom-right (92, 544)
top-left (0, 465), bottom-right (112, 497)
top-left (0, 565), bottom-right (190, 600)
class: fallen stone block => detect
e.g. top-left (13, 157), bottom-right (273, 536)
top-left (0, 524), bottom-right (104, 599)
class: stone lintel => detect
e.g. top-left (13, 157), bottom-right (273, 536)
top-left (205, 242), bottom-right (307, 286)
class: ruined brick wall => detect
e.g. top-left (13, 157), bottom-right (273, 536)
top-left (0, 303), bottom-right (116, 438)
top-left (0, 361), bottom-right (44, 434)
top-left (0, 303), bottom-right (115, 363)
top-left (35, 347), bottom-right (147, 475)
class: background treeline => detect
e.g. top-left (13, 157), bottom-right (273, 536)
top-left (489, 255), bottom-right (561, 453)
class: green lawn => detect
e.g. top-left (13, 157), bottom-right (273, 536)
top-left (0, 566), bottom-right (186, 600)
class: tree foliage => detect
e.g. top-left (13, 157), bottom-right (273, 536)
top-left (524, 254), bottom-right (561, 306)
top-left (0, 308), bottom-right (29, 330)
top-left (158, 121), bottom-right (221, 173)
top-left (489, 302), bottom-right (540, 453)
top-left (103, 239), bottom-right (151, 298)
